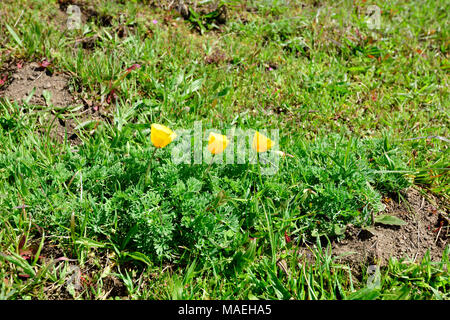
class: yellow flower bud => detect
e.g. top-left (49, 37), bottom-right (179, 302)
top-left (151, 123), bottom-right (177, 148)
top-left (252, 131), bottom-right (274, 152)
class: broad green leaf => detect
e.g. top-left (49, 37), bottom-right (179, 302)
top-left (125, 252), bottom-right (153, 266)
top-left (374, 214), bottom-right (407, 226)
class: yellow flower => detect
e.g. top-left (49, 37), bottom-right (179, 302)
top-left (151, 123), bottom-right (177, 148)
top-left (252, 131), bottom-right (274, 152)
top-left (208, 132), bottom-right (229, 155)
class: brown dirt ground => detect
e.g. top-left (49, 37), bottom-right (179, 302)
top-left (35, 243), bottom-right (127, 299)
top-left (297, 187), bottom-right (449, 276)
top-left (0, 62), bottom-right (104, 145)
top-left (3, 62), bottom-right (76, 108)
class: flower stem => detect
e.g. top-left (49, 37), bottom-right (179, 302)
top-left (243, 152), bottom-right (257, 185)
top-left (203, 155), bottom-right (215, 179)
top-left (146, 148), bottom-right (158, 183)
top-left (257, 152), bottom-right (264, 186)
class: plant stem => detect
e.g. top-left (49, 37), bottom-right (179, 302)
top-left (257, 152), bottom-right (264, 186)
top-left (203, 155), bottom-right (215, 179)
top-left (243, 152), bottom-right (257, 184)
top-left (146, 147), bottom-right (158, 183)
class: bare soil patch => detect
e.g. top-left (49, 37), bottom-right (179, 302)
top-left (38, 243), bottom-right (127, 299)
top-left (298, 187), bottom-right (448, 275)
top-left (3, 62), bottom-right (76, 108)
top-left (0, 62), bottom-right (102, 145)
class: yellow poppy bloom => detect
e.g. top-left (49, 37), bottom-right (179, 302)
top-left (252, 131), bottom-right (274, 152)
top-left (151, 123), bottom-right (177, 148)
top-left (208, 132), bottom-right (229, 155)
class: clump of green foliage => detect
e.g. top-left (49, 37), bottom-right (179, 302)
top-left (0, 109), bottom-right (410, 262)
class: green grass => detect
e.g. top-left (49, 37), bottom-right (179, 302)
top-left (0, 0), bottom-right (449, 299)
